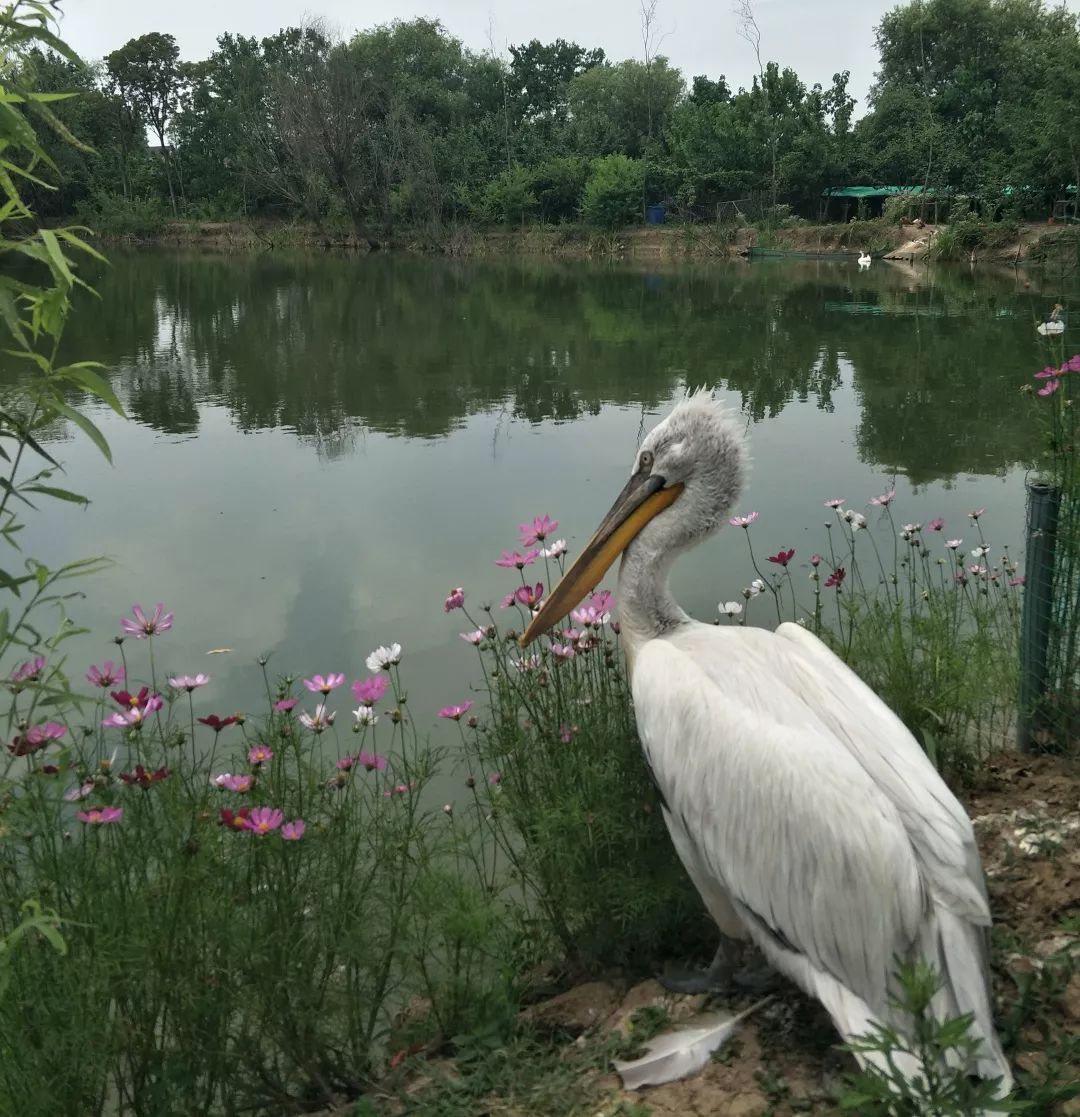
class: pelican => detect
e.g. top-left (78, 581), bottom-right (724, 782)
top-left (521, 394), bottom-right (1012, 1096)
top-left (857, 249), bottom-right (872, 267)
top-left (1037, 303), bottom-right (1065, 336)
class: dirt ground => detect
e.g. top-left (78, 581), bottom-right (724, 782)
top-left (376, 752), bottom-right (1079, 1117)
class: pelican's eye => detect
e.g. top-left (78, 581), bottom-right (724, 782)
top-left (638, 450), bottom-right (654, 474)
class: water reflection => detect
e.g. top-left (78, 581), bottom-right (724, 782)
top-left (54, 252), bottom-right (1061, 485)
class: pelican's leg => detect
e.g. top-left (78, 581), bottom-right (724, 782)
top-left (660, 940), bottom-right (781, 996)
top-left (659, 938), bottom-right (743, 995)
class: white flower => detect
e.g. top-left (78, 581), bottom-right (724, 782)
top-left (365, 643), bottom-right (402, 671)
top-left (64, 781), bottom-right (94, 801)
top-left (352, 706), bottom-right (378, 726)
top-left (541, 539), bottom-right (567, 558)
top-left (971, 545), bottom-right (989, 558)
top-left (843, 510), bottom-right (867, 531)
top-left (300, 704), bottom-right (335, 733)
top-left (513, 654), bottom-right (541, 672)
top-left (719, 601), bottom-right (743, 618)
top-left (743, 578), bottom-right (766, 599)
top-left (946, 538), bottom-right (963, 550)
top-left (211, 772), bottom-right (233, 789)
top-left (901, 523), bottom-right (920, 534)
top-left (460, 630), bottom-right (485, 646)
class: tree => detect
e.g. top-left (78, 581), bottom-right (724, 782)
top-left (106, 33), bottom-right (185, 215)
top-left (508, 39), bottom-right (605, 131)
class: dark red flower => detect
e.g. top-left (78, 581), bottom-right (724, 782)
top-left (199, 714), bottom-right (239, 732)
top-left (111, 687), bottom-right (151, 710)
top-left (119, 764), bottom-right (171, 788)
top-left (768, 548), bottom-right (796, 567)
top-left (824, 567), bottom-right (847, 589)
top-left (219, 807), bottom-right (251, 831)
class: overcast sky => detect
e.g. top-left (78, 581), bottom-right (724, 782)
top-left (58, 0), bottom-right (1080, 113)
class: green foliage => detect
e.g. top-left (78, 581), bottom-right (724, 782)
top-left (839, 962), bottom-right (1020, 1115)
top-left (582, 155), bottom-right (644, 230)
top-left (0, 648), bottom-right (512, 1115)
top-left (446, 570), bottom-right (704, 971)
top-left (0, 899), bottom-right (66, 999)
top-left (480, 165), bottom-right (537, 225)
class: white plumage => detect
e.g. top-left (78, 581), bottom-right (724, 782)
top-left (522, 393), bottom-right (1013, 1099)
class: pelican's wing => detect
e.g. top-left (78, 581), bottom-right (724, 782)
top-left (631, 635), bottom-right (927, 1013)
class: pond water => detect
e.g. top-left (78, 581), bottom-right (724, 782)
top-left (17, 251), bottom-right (1068, 745)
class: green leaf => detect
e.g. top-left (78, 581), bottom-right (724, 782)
top-left (0, 285), bottom-right (26, 346)
top-left (22, 484), bottom-right (88, 506)
top-left (45, 401), bottom-right (112, 463)
top-left (52, 227), bottom-right (107, 264)
top-left (37, 229), bottom-right (75, 287)
top-left (53, 363), bottom-right (124, 416)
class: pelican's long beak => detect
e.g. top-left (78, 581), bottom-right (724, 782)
top-left (520, 472), bottom-right (683, 645)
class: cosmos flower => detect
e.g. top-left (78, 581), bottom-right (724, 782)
top-left (248, 744), bottom-right (273, 765)
top-left (357, 751), bottom-right (387, 771)
top-left (494, 549), bottom-right (540, 570)
top-left (512, 654), bottom-right (541, 672)
top-left (273, 697), bottom-right (299, 712)
top-left (64, 781), bottom-right (95, 801)
top-left (809, 554), bottom-right (821, 567)
top-left (7, 721), bottom-right (66, 756)
top-left (945, 539), bottom-right (963, 550)
top-left (719, 601), bottom-right (743, 617)
top-left (86, 661), bottom-right (124, 688)
top-left (767, 548), bottom-right (795, 567)
top-left (444, 587), bottom-right (465, 612)
top-left (824, 567), bottom-right (846, 589)
top-left (119, 764), bottom-right (170, 788)
top-left (219, 807), bottom-right (251, 831)
top-left (281, 819), bottom-right (305, 841)
top-left (729, 512), bottom-right (759, 528)
top-left (971, 545), bottom-right (990, 558)
top-left (9, 656), bottom-right (45, 685)
top-left (168, 674), bottom-right (210, 692)
top-left (1009, 576), bottom-right (1025, 587)
top-left (243, 807), bottom-right (283, 835)
top-left (365, 643), bottom-right (402, 671)
top-left (1037, 379), bottom-right (1061, 396)
top-left (541, 539), bottom-right (567, 558)
top-left (968, 508), bottom-right (985, 520)
top-left (438, 701), bottom-right (473, 721)
top-left (383, 782), bottom-right (417, 798)
top-left (352, 706), bottom-right (378, 726)
top-left (303, 673), bottom-right (345, 695)
top-left (515, 583), bottom-right (544, 608)
top-left (869, 487), bottom-right (896, 507)
top-left (519, 515), bottom-right (558, 546)
top-left (843, 510), bottom-right (867, 531)
top-left (460, 629), bottom-right (485, 646)
top-left (550, 642), bottom-right (576, 661)
top-left (299, 705), bottom-right (335, 733)
top-left (351, 674), bottom-right (388, 706)
top-left (198, 714), bottom-right (238, 732)
top-left (77, 806), bottom-right (123, 825)
top-left (120, 603), bottom-right (173, 638)
top-left (926, 518), bottom-right (945, 532)
top-left (823, 498), bottom-right (845, 509)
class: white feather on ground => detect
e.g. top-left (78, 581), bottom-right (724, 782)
top-left (612, 997), bottom-right (773, 1090)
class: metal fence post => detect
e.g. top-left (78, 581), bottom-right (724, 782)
top-left (1019, 481), bottom-right (1060, 751)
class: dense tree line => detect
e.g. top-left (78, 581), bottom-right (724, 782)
top-left (16, 0), bottom-right (1080, 237)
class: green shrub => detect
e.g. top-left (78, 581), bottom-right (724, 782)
top-left (581, 155), bottom-right (644, 229)
top-left (530, 156), bottom-right (589, 223)
top-left (73, 189), bottom-right (169, 238)
top-left (480, 165), bottom-right (537, 225)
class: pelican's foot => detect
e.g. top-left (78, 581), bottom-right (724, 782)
top-left (730, 964), bottom-right (782, 995)
top-left (658, 965), bottom-right (729, 996)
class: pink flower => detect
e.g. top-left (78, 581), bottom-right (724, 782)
top-left (1037, 379), bottom-right (1061, 396)
top-left (439, 701), bottom-right (474, 721)
top-left (78, 805), bottom-right (123, 825)
top-left (869, 487), bottom-right (896, 507)
top-left (64, 781), bottom-right (95, 801)
top-left (926, 518), bottom-right (945, 532)
top-left (1064, 354), bottom-right (1080, 373)
top-left (968, 508), bottom-right (985, 520)
top-left (248, 744), bottom-right (273, 765)
top-left (444, 587), bottom-right (465, 612)
top-left (519, 515), bottom-right (558, 546)
top-left (357, 751), bottom-right (387, 771)
top-left (488, 771), bottom-right (502, 786)
top-left (336, 754), bottom-right (358, 771)
top-left (460, 629), bottom-right (485, 645)
top-left (222, 774), bottom-right (253, 792)
top-left (945, 538), bottom-right (963, 550)
top-left (383, 782), bottom-right (417, 798)
top-left (281, 819), bottom-right (305, 841)
top-left (559, 723), bottom-right (579, 743)
top-left (168, 673), bottom-right (209, 692)
top-left (198, 713), bottom-right (238, 732)
top-left (968, 564), bottom-right (988, 577)
top-left (303, 673), bottom-right (345, 695)
top-left (120, 603), bottom-right (173, 638)
top-left (273, 698), bottom-right (298, 712)
top-left (119, 764), bottom-right (169, 787)
top-left (299, 705), bottom-right (335, 733)
top-left (824, 567), bottom-right (846, 589)
top-left (500, 591), bottom-right (517, 609)
top-left (495, 549), bottom-right (540, 570)
top-left (1009, 576), bottom-right (1025, 587)
top-left (767, 548), bottom-right (795, 567)
top-left (550, 643), bottom-right (576, 661)
top-left (351, 674), bottom-right (389, 706)
top-left (823, 498), bottom-right (845, 509)
top-left (809, 554), bottom-right (821, 567)
top-left (102, 696), bottom-right (163, 728)
top-left (571, 591), bottom-right (613, 628)
top-left (9, 656), bottom-right (45, 685)
top-left (243, 807), bottom-right (283, 835)
top-left (515, 582), bottom-right (544, 608)
top-left (87, 661), bottom-right (124, 688)
top-left (1035, 365), bottom-right (1058, 379)
top-left (729, 512), bottom-right (759, 528)
top-left (7, 721), bottom-right (66, 755)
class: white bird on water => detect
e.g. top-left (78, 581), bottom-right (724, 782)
top-left (858, 249), bottom-right (872, 267)
top-left (521, 393), bottom-right (1012, 1099)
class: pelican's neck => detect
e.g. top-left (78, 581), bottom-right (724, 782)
top-left (616, 536), bottom-right (689, 667)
